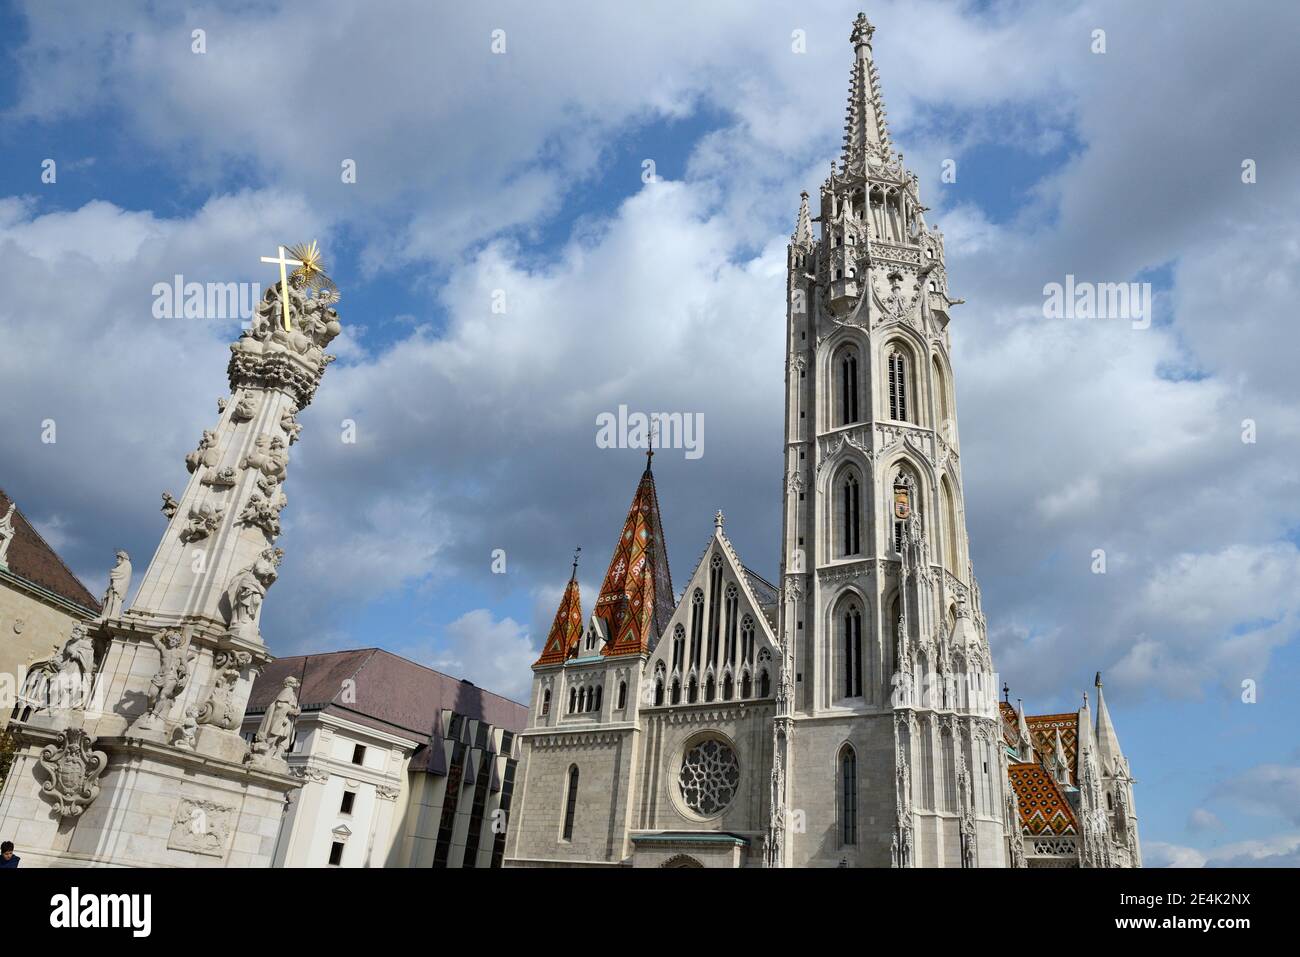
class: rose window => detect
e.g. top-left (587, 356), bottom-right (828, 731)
top-left (678, 738), bottom-right (740, 816)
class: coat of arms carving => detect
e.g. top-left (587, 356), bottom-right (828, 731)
top-left (38, 728), bottom-right (108, 818)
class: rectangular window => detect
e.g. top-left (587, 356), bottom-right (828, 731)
top-left (351, 744), bottom-right (366, 766)
top-left (340, 791), bottom-right (356, 815)
top-left (328, 841), bottom-right (344, 866)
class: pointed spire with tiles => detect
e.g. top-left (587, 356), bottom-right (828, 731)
top-left (535, 555), bottom-right (584, 666)
top-left (595, 455), bottom-right (674, 657)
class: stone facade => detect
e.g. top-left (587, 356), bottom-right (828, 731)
top-left (505, 13), bottom-right (1141, 869)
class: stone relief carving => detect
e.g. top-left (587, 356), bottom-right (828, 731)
top-left (231, 394), bottom-right (259, 422)
top-left (167, 797), bottom-right (235, 858)
top-left (240, 433), bottom-right (289, 482)
top-left (178, 502), bottom-right (224, 543)
top-left (200, 465), bottom-right (238, 488)
top-left (246, 676), bottom-right (301, 766)
top-left (197, 649), bottom-right (252, 729)
top-left (160, 491), bottom-right (180, 519)
top-left (238, 474), bottom-right (288, 539)
top-left (38, 727), bottom-right (108, 818)
top-left (222, 547), bottom-right (282, 641)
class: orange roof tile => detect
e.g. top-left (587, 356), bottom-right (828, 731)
top-left (535, 575), bottom-right (584, 666)
top-left (595, 460), bottom-right (673, 658)
top-left (1008, 762), bottom-right (1078, 836)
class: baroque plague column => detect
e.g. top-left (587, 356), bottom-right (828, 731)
top-left (0, 248), bottom-right (340, 867)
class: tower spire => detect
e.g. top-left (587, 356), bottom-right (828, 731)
top-left (792, 190), bottom-right (813, 246)
top-left (842, 11), bottom-right (892, 168)
top-left (1094, 672), bottom-right (1125, 768)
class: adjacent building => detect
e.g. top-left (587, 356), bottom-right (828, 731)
top-left (0, 489), bottom-right (100, 732)
top-left (244, 648), bottom-right (527, 868)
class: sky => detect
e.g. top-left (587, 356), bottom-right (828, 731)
top-left (0, 0), bottom-right (1297, 867)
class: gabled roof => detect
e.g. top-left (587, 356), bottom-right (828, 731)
top-left (0, 488), bottom-right (99, 615)
top-left (595, 458), bottom-right (674, 657)
top-left (1008, 762), bottom-right (1078, 836)
top-left (247, 648), bottom-right (527, 775)
top-left (535, 571), bottom-right (583, 666)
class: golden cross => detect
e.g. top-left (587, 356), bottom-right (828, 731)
top-left (260, 245), bottom-right (302, 331)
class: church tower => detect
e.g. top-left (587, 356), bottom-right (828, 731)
top-left (776, 13), bottom-right (1009, 866)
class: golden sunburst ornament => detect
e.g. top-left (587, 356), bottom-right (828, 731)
top-left (286, 240), bottom-right (340, 303)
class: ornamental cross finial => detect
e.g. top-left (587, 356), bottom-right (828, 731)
top-left (260, 245), bottom-right (303, 332)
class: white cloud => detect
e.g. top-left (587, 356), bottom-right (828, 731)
top-left (427, 609), bottom-right (536, 703)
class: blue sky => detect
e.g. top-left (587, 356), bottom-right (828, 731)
top-left (1, 0), bottom-right (1298, 867)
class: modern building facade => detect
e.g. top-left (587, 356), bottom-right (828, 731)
top-left (245, 648), bottom-right (527, 868)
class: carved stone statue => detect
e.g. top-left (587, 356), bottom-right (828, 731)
top-left (139, 630), bottom-right (196, 726)
top-left (200, 465), bottom-right (238, 488)
top-left (0, 501), bottom-right (15, 567)
top-left (238, 475), bottom-right (288, 539)
top-left (185, 430), bottom-right (220, 473)
top-left (51, 623), bottom-right (97, 711)
top-left (222, 548), bottom-right (282, 640)
top-left (173, 706), bottom-right (199, 749)
top-left (100, 550), bottom-right (132, 619)
top-left (161, 491), bottom-right (180, 519)
top-left (12, 642), bottom-right (61, 721)
top-left (38, 727), bottom-right (108, 818)
top-left (280, 404), bottom-right (302, 445)
top-left (247, 676), bottom-right (301, 764)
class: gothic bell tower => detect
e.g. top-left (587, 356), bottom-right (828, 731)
top-left (774, 12), bottom-right (1009, 867)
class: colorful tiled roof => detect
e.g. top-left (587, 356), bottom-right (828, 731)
top-left (998, 701), bottom-right (1019, 749)
top-left (1026, 712), bottom-right (1078, 784)
top-left (535, 573), bottom-right (583, 666)
top-left (0, 488), bottom-right (99, 614)
top-left (596, 459), bottom-right (674, 657)
top-left (1008, 762), bottom-right (1078, 836)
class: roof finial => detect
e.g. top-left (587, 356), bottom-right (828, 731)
top-left (1002, 681), bottom-right (1010, 704)
top-left (850, 11), bottom-right (875, 50)
top-left (715, 509), bottom-right (725, 530)
top-left (646, 420), bottom-right (658, 471)
top-left (1095, 671), bottom-right (1103, 688)
top-left (571, 545), bottom-right (581, 581)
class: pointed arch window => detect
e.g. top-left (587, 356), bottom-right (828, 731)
top-left (705, 674), bottom-right (716, 702)
top-left (577, 687), bottom-right (586, 712)
top-left (840, 747), bottom-right (858, 845)
top-left (941, 478), bottom-right (959, 575)
top-left (688, 676), bottom-right (699, 704)
top-left (541, 689), bottom-right (551, 717)
top-left (839, 471), bottom-right (861, 557)
top-left (759, 669), bottom-right (771, 698)
top-left (723, 673), bottom-right (734, 700)
top-left (690, 590), bottom-right (704, 669)
top-left (838, 349), bottom-right (860, 425)
top-left (592, 685), bottom-right (602, 713)
top-left (888, 348), bottom-right (910, 422)
top-left (672, 623), bottom-right (686, 671)
top-left (569, 687), bottom-right (577, 714)
top-left (562, 765), bottom-right (579, 841)
top-left (671, 678), bottom-right (681, 705)
top-left (842, 603), bottom-right (863, 699)
top-left (741, 615), bottom-right (755, 664)
top-left (617, 681), bottom-right (627, 710)
top-left (707, 556), bottom-right (722, 667)
top-left (741, 671), bottom-right (752, 698)
top-left (724, 583), bottom-right (738, 665)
